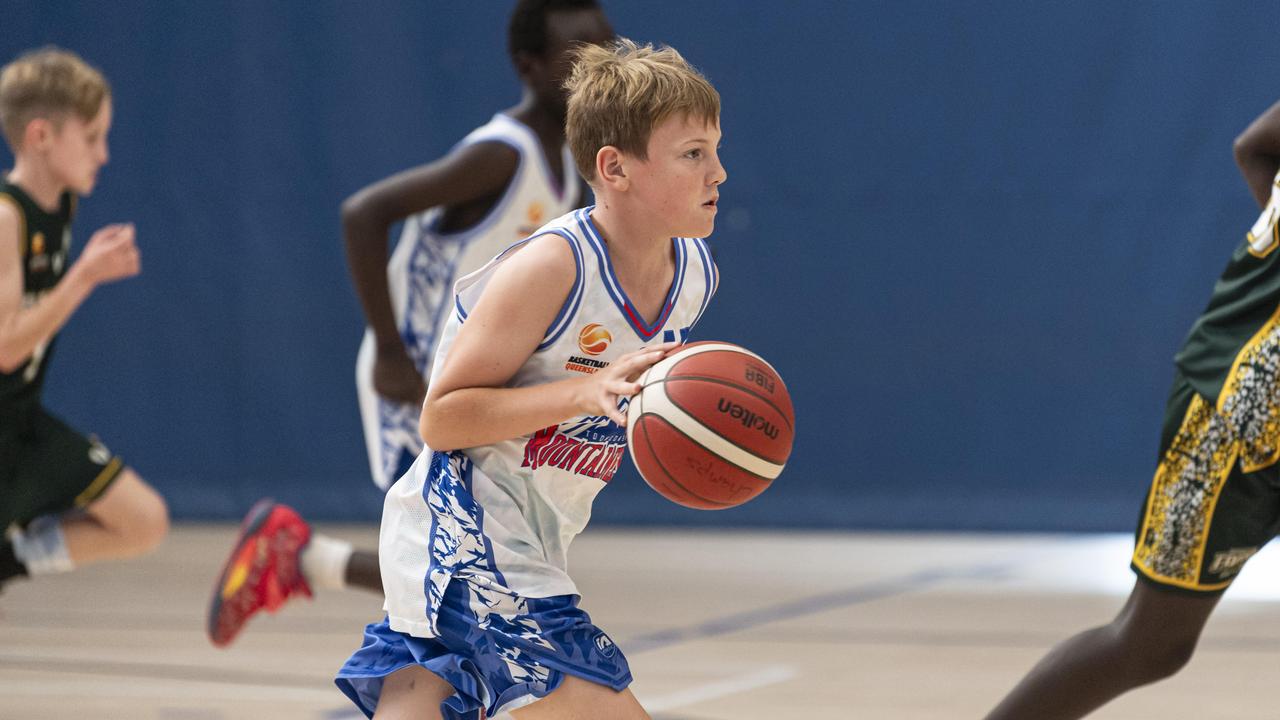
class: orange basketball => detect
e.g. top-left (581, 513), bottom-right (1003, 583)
top-left (626, 341), bottom-right (795, 509)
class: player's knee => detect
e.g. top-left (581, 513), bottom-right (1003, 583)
top-left (135, 485), bottom-right (170, 553)
top-left (1113, 620), bottom-right (1198, 684)
top-left (1138, 637), bottom-right (1197, 682)
top-left (117, 471), bottom-right (169, 554)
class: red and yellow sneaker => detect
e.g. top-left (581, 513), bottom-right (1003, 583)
top-left (207, 499), bottom-right (313, 647)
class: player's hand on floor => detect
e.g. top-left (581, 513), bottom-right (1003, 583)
top-left (374, 344), bottom-right (427, 405)
top-left (77, 223), bottom-right (140, 286)
top-left (579, 342), bottom-right (679, 425)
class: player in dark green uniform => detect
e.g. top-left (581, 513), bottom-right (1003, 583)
top-left (0, 47), bottom-right (167, 591)
top-left (985, 100), bottom-right (1280, 719)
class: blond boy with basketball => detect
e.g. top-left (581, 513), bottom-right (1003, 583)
top-left (336, 38), bottom-right (724, 719)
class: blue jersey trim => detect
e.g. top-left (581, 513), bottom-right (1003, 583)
top-left (421, 455), bottom-right (445, 625)
top-left (420, 451), bottom-right (510, 622)
top-left (575, 208), bottom-right (687, 341)
top-left (691, 238), bottom-right (715, 328)
top-left (461, 454), bottom-right (510, 589)
top-left (452, 231), bottom-right (584, 349)
top-left (537, 230), bottom-right (586, 351)
top-left (453, 233), bottom-right (535, 323)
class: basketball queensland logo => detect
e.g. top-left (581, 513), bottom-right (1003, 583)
top-left (565, 323), bottom-right (612, 374)
top-left (578, 323), bottom-right (611, 355)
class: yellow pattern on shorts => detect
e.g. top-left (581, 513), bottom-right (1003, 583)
top-left (1217, 309), bottom-right (1280, 472)
top-left (1133, 395), bottom-right (1239, 589)
top-left (1135, 312), bottom-right (1280, 590)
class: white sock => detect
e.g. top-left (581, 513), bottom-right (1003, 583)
top-left (299, 533), bottom-right (353, 590)
top-left (12, 515), bottom-right (74, 575)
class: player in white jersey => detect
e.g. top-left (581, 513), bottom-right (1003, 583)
top-left (336, 40), bottom-right (725, 718)
top-left (356, 112), bottom-right (585, 493)
top-left (206, 0), bottom-right (615, 648)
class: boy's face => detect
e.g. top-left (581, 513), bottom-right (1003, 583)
top-left (531, 8), bottom-right (615, 117)
top-left (45, 96), bottom-right (112, 196)
top-left (627, 113), bottom-right (725, 239)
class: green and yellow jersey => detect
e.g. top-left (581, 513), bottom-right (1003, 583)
top-left (0, 180), bottom-right (75, 428)
top-left (1177, 170), bottom-right (1280, 405)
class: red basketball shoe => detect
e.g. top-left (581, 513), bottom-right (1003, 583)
top-left (207, 499), bottom-right (313, 647)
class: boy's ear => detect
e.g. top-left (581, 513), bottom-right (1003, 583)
top-left (512, 51), bottom-right (542, 84)
top-left (595, 146), bottom-right (628, 191)
top-left (21, 117), bottom-right (53, 151)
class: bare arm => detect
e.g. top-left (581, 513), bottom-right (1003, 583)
top-left (0, 207), bottom-right (139, 372)
top-left (419, 234), bottom-right (672, 451)
top-left (1234, 100), bottom-right (1280, 207)
top-left (341, 141), bottom-right (519, 404)
top-left (341, 142), bottom-right (519, 347)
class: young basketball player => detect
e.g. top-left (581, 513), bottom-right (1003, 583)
top-left (334, 38), bottom-right (724, 718)
top-left (0, 47), bottom-right (168, 591)
top-left (206, 0), bottom-right (615, 648)
top-left (985, 98), bottom-right (1280, 719)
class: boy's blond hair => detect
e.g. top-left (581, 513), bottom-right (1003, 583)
top-left (0, 46), bottom-right (110, 151)
top-left (564, 38), bottom-right (720, 182)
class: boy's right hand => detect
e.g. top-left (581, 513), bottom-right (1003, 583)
top-left (76, 223), bottom-right (140, 286)
top-left (580, 343), bottom-right (680, 426)
top-left (374, 344), bottom-right (427, 405)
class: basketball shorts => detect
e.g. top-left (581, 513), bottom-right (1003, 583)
top-left (335, 578), bottom-right (631, 719)
top-left (1132, 370), bottom-right (1280, 594)
top-left (0, 406), bottom-right (124, 530)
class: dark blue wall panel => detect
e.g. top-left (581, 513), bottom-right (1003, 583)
top-left (3, 1), bottom-right (1278, 530)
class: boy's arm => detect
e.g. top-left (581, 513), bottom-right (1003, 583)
top-left (419, 235), bottom-right (671, 451)
top-left (341, 142), bottom-right (519, 405)
top-left (1234, 99), bottom-right (1280, 207)
top-left (0, 208), bottom-right (139, 372)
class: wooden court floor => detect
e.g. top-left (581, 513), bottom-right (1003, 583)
top-left (1, 526), bottom-right (1278, 719)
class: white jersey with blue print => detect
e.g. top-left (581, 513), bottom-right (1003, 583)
top-left (356, 113), bottom-right (581, 491)
top-left (379, 206), bottom-right (719, 638)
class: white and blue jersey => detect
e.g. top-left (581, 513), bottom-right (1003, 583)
top-left (382, 206), bottom-right (718, 634)
top-left (337, 207), bottom-right (717, 719)
top-left (356, 113), bottom-right (581, 490)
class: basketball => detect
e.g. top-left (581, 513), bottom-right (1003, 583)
top-left (626, 341), bottom-right (795, 509)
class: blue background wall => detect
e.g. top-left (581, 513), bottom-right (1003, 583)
top-left (4, 1), bottom-right (1278, 531)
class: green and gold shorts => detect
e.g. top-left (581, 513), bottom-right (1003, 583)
top-left (1133, 361), bottom-right (1280, 594)
top-left (0, 406), bottom-right (124, 531)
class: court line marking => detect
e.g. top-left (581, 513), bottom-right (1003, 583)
top-left (0, 563), bottom-right (1009, 717)
top-left (614, 563), bottom-right (1010, 714)
top-left (0, 677), bottom-right (337, 702)
top-left (0, 652), bottom-right (329, 687)
top-left (624, 562), bottom-right (1013, 654)
top-left (643, 664), bottom-right (798, 713)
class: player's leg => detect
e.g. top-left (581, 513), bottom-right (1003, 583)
top-left (511, 675), bottom-right (649, 720)
top-left (62, 467), bottom-right (168, 563)
top-left (371, 665), bottom-right (454, 720)
top-left (343, 548), bottom-right (382, 591)
top-left (3, 410), bottom-right (166, 583)
top-left (987, 375), bottom-right (1280, 719)
top-left (206, 498), bottom-right (387, 646)
top-left (983, 581), bottom-right (1218, 720)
